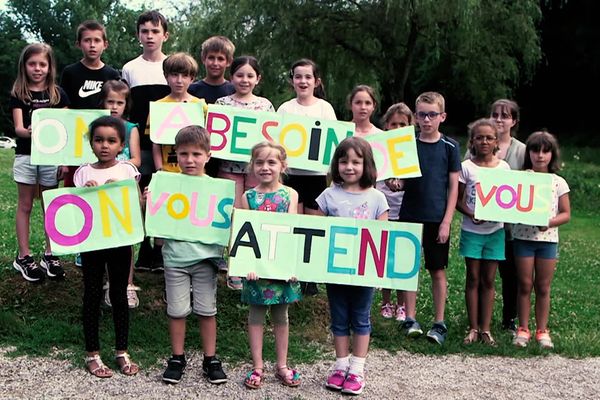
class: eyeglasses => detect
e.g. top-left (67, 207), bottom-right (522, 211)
top-left (416, 111), bottom-right (442, 120)
top-left (473, 135), bottom-right (497, 142)
top-left (491, 112), bottom-right (512, 120)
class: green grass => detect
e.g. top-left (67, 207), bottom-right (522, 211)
top-left (1, 146), bottom-right (599, 369)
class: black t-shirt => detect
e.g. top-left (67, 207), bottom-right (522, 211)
top-left (188, 80), bottom-right (235, 104)
top-left (60, 61), bottom-right (120, 109)
top-left (9, 87), bottom-right (70, 155)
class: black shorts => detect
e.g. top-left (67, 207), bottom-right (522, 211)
top-left (421, 222), bottom-right (450, 270)
top-left (284, 175), bottom-right (327, 210)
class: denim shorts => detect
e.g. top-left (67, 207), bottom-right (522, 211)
top-left (326, 284), bottom-right (374, 336)
top-left (164, 261), bottom-right (217, 318)
top-left (513, 239), bottom-right (558, 259)
top-left (13, 155), bottom-right (58, 186)
top-left (459, 229), bottom-right (505, 260)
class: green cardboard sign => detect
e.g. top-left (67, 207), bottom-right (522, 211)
top-left (145, 172), bottom-right (235, 245)
top-left (228, 209), bottom-right (423, 291)
top-left (31, 108), bottom-right (110, 166)
top-left (474, 168), bottom-right (553, 225)
top-left (42, 179), bottom-right (144, 255)
top-left (363, 126), bottom-right (422, 180)
top-left (149, 101), bottom-right (206, 144)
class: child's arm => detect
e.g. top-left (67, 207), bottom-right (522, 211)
top-left (549, 193), bottom-right (570, 228)
top-left (12, 108), bottom-right (30, 138)
top-left (455, 182), bottom-right (471, 217)
top-left (288, 188), bottom-right (299, 214)
top-left (152, 143), bottom-right (163, 171)
top-left (240, 192), bottom-right (250, 210)
top-left (128, 126), bottom-right (141, 168)
top-left (438, 171), bottom-right (459, 243)
top-left (377, 211), bottom-right (389, 221)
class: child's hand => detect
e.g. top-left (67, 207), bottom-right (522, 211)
top-left (142, 187), bottom-right (150, 202)
top-left (84, 180), bottom-right (98, 187)
top-left (105, 179), bottom-right (116, 184)
top-left (437, 221), bottom-right (450, 243)
top-left (246, 272), bottom-right (259, 281)
top-left (385, 178), bottom-right (403, 192)
top-left (287, 276), bottom-right (298, 282)
top-left (538, 226), bottom-right (549, 232)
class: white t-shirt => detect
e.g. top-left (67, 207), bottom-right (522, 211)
top-left (74, 161), bottom-right (140, 187)
top-left (512, 173), bottom-right (569, 243)
top-left (459, 158), bottom-right (511, 234)
top-left (122, 55), bottom-right (167, 88)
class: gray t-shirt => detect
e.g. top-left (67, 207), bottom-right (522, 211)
top-left (316, 184), bottom-right (389, 219)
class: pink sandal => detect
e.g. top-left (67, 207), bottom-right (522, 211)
top-left (244, 368), bottom-right (263, 389)
top-left (275, 365), bottom-right (301, 387)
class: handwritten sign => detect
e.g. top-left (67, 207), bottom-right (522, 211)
top-left (145, 172), bottom-right (235, 245)
top-left (474, 168), bottom-right (552, 225)
top-left (31, 109), bottom-right (110, 166)
top-left (149, 101), bottom-right (206, 144)
top-left (42, 179), bottom-right (144, 255)
top-left (363, 126), bottom-right (421, 180)
top-left (228, 209), bottom-right (423, 291)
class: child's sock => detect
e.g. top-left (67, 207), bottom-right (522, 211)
top-left (348, 355), bottom-right (366, 376)
top-left (333, 355), bottom-right (350, 371)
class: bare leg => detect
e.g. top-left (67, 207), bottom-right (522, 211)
top-left (39, 184), bottom-right (57, 253)
top-left (169, 318), bottom-right (186, 355)
top-left (333, 335), bottom-right (350, 358)
top-left (274, 324), bottom-right (289, 368)
top-left (404, 290), bottom-right (417, 319)
top-left (465, 258), bottom-right (480, 330)
top-left (351, 334), bottom-right (370, 358)
top-left (515, 256), bottom-right (535, 329)
top-left (381, 289), bottom-right (392, 305)
top-left (16, 183), bottom-right (36, 257)
top-left (199, 315), bottom-right (217, 356)
top-left (479, 260), bottom-right (498, 331)
top-left (248, 324), bottom-right (264, 369)
top-left (430, 269), bottom-right (447, 321)
top-left (533, 258), bottom-right (556, 331)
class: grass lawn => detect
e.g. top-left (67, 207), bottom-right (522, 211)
top-left (1, 145), bottom-right (599, 370)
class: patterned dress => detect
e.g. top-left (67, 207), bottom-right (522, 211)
top-left (240, 186), bottom-right (303, 305)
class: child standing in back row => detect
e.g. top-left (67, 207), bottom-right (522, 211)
top-left (316, 137), bottom-right (389, 395)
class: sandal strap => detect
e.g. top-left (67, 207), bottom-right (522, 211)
top-left (85, 354), bottom-right (109, 373)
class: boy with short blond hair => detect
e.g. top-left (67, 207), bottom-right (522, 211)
top-left (188, 35), bottom-right (235, 104)
top-left (398, 91), bottom-right (460, 345)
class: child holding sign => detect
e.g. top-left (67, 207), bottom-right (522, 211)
top-left (316, 137), bottom-right (389, 395)
top-left (512, 131), bottom-right (570, 349)
top-left (457, 119), bottom-right (510, 345)
top-left (73, 116), bottom-right (140, 378)
top-left (10, 43), bottom-right (70, 282)
top-left (240, 142), bottom-right (301, 389)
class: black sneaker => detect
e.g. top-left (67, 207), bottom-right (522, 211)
top-left (13, 255), bottom-right (45, 282)
top-left (162, 356), bottom-right (186, 384)
top-left (202, 357), bottom-right (227, 384)
top-left (426, 321), bottom-right (448, 345)
top-left (40, 254), bottom-right (65, 279)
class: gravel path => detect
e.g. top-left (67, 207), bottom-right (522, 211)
top-left (1, 347), bottom-right (599, 399)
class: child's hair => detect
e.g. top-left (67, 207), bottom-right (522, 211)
top-left (330, 137), bottom-right (377, 188)
top-left (89, 115), bottom-right (126, 144)
top-left (415, 91), bottom-right (445, 112)
top-left (201, 36), bottom-right (235, 62)
top-left (490, 99), bottom-right (520, 135)
top-left (99, 80), bottom-right (131, 116)
top-left (163, 52), bottom-right (198, 78)
top-left (523, 131), bottom-right (561, 173)
top-left (346, 85), bottom-right (378, 110)
top-left (248, 141), bottom-right (288, 181)
top-left (289, 58), bottom-right (326, 99)
top-left (76, 20), bottom-right (107, 42)
top-left (230, 56), bottom-right (261, 77)
top-left (382, 102), bottom-right (414, 126)
top-left (11, 43), bottom-right (60, 105)
top-left (467, 118), bottom-right (499, 156)
top-left (137, 10), bottom-right (168, 33)
top-left (175, 125), bottom-right (211, 153)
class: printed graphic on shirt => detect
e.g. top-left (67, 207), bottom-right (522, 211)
top-left (78, 80), bottom-right (105, 98)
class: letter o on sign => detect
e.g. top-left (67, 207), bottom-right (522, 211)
top-left (45, 194), bottom-right (93, 246)
top-left (32, 119), bottom-right (68, 154)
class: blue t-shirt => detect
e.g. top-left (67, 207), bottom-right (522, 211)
top-left (316, 184), bottom-right (389, 220)
top-left (188, 80), bottom-right (235, 104)
top-left (399, 134), bottom-right (461, 223)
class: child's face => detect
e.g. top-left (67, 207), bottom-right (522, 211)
top-left (292, 65), bottom-right (320, 100)
top-left (231, 63), bottom-right (260, 97)
top-left (77, 29), bottom-right (108, 62)
top-left (176, 144), bottom-right (210, 176)
top-left (92, 126), bottom-right (124, 164)
top-left (166, 73), bottom-right (193, 96)
top-left (103, 90), bottom-right (127, 118)
top-left (351, 90), bottom-right (375, 123)
top-left (529, 148), bottom-right (552, 172)
top-left (338, 148), bottom-right (364, 187)
top-left (385, 113), bottom-right (410, 130)
top-left (25, 53), bottom-right (49, 85)
top-left (415, 102), bottom-right (446, 136)
top-left (137, 21), bottom-right (168, 52)
top-left (491, 105), bottom-right (516, 136)
top-left (202, 51), bottom-right (230, 81)
top-left (471, 125), bottom-right (497, 157)
top-left (253, 148), bottom-right (284, 185)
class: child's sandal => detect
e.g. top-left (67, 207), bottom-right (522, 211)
top-left (244, 368), bottom-right (263, 389)
top-left (463, 329), bottom-right (479, 345)
top-left (85, 354), bottom-right (113, 378)
top-left (115, 352), bottom-right (139, 376)
top-left (275, 365), bottom-right (301, 387)
top-left (479, 331), bottom-right (497, 347)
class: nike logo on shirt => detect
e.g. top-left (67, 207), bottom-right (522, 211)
top-left (78, 80), bottom-right (104, 98)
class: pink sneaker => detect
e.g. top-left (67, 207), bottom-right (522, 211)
top-left (380, 303), bottom-right (395, 319)
top-left (325, 369), bottom-right (347, 390)
top-left (341, 373), bottom-right (365, 395)
top-left (395, 304), bottom-right (406, 322)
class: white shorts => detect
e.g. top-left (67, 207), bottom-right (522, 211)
top-left (13, 155), bottom-right (58, 187)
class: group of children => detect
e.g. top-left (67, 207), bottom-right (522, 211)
top-left (8, 9), bottom-right (570, 396)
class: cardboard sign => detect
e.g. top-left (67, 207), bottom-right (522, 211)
top-left (363, 126), bottom-right (421, 180)
top-left (42, 179), bottom-right (144, 255)
top-left (149, 101), bottom-right (206, 144)
top-left (228, 209), bottom-right (423, 291)
top-left (474, 168), bottom-right (553, 225)
top-left (145, 172), bottom-right (235, 245)
top-left (31, 109), bottom-right (109, 166)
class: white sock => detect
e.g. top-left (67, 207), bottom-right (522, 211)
top-left (348, 355), bottom-right (366, 376)
top-left (333, 355), bottom-right (350, 371)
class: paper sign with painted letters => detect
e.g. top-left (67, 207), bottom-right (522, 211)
top-left (474, 168), bottom-right (553, 226)
top-left (42, 179), bottom-right (144, 255)
top-left (31, 108), bottom-right (110, 166)
top-left (228, 209), bottom-right (423, 291)
top-left (145, 172), bottom-right (235, 245)
top-left (149, 101), bottom-right (206, 144)
top-left (206, 104), bottom-right (354, 172)
top-left (363, 126), bottom-right (421, 180)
